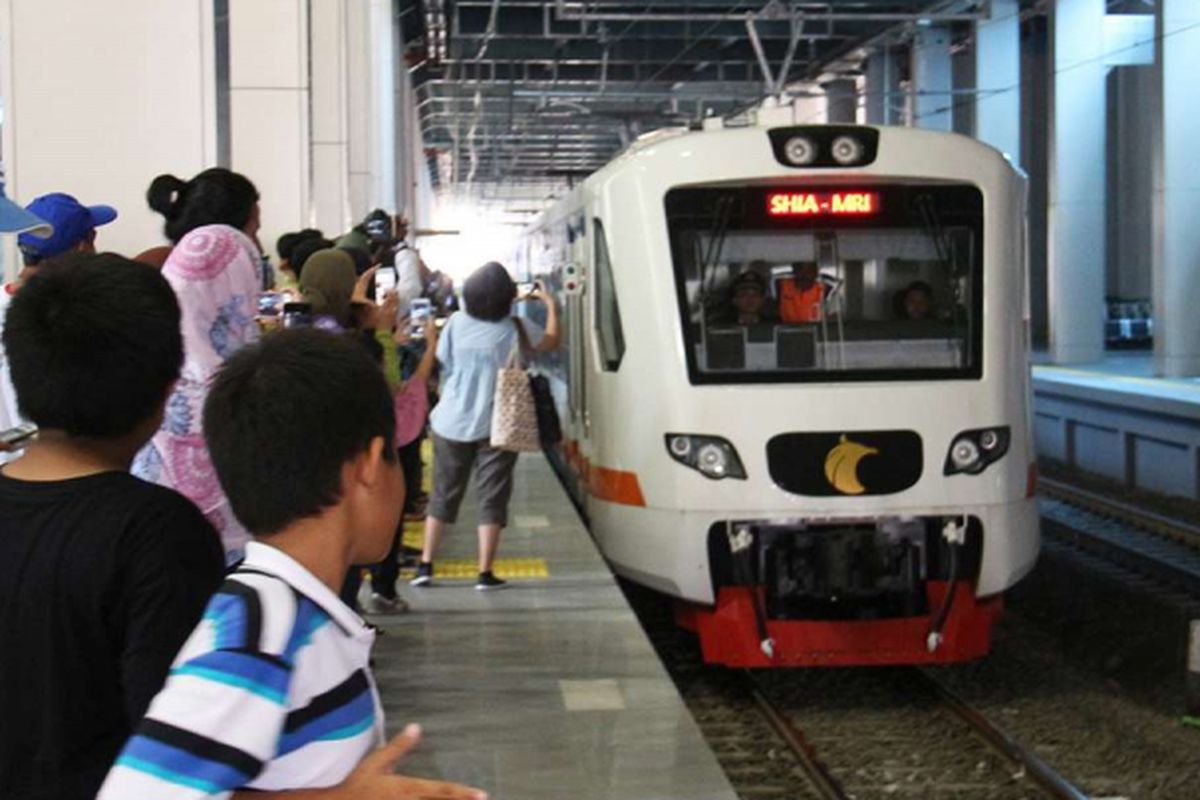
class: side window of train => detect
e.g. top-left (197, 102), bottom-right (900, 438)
top-left (593, 218), bottom-right (626, 371)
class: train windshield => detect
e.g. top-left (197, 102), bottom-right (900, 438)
top-left (665, 183), bottom-right (984, 384)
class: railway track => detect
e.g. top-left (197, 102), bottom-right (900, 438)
top-left (628, 582), bottom-right (1094, 800)
top-left (745, 667), bottom-right (1089, 800)
top-left (1039, 476), bottom-right (1200, 597)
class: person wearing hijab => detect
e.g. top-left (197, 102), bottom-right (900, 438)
top-left (299, 248), bottom-right (358, 330)
top-left (132, 225), bottom-right (262, 563)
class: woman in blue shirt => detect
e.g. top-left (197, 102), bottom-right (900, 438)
top-left (411, 262), bottom-right (560, 590)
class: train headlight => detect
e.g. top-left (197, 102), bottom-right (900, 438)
top-left (783, 136), bottom-right (817, 166)
top-left (944, 426), bottom-right (1011, 476)
top-left (949, 438), bottom-right (981, 472)
top-left (831, 135), bottom-right (865, 165)
top-left (664, 434), bottom-right (747, 481)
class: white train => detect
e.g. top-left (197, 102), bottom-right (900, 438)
top-left (515, 109), bottom-right (1039, 667)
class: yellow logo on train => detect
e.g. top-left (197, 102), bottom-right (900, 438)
top-left (823, 435), bottom-right (879, 495)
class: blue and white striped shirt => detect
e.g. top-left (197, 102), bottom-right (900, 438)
top-left (98, 542), bottom-right (384, 798)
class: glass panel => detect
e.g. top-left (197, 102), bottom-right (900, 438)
top-left (666, 184), bottom-right (983, 384)
top-left (594, 219), bottom-right (625, 371)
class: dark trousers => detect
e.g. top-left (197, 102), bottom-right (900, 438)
top-left (353, 439), bottom-right (425, 602)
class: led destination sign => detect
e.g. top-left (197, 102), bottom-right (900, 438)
top-left (767, 191), bottom-right (880, 217)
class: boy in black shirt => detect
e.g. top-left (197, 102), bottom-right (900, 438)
top-left (0, 254), bottom-right (224, 800)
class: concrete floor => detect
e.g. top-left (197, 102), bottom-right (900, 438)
top-left (366, 454), bottom-right (738, 800)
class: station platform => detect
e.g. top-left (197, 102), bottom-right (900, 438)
top-left (1031, 351), bottom-right (1200, 500)
top-left (365, 454), bottom-right (738, 800)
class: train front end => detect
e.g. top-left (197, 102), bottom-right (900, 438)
top-left (591, 121), bottom-right (1039, 667)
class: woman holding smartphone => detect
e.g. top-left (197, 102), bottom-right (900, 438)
top-left (411, 263), bottom-right (559, 590)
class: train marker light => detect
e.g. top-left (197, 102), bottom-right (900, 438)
top-left (783, 135), bottom-right (817, 166)
top-left (767, 191), bottom-right (879, 217)
top-left (831, 135), bottom-right (865, 165)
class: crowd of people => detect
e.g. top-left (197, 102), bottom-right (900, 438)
top-left (0, 167), bottom-right (560, 799)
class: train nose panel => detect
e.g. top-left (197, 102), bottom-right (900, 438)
top-left (767, 430), bottom-right (923, 496)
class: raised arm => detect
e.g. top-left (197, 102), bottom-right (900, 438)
top-left (528, 280), bottom-right (560, 354)
top-left (411, 320), bottom-right (440, 383)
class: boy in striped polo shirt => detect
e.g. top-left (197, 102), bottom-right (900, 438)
top-left (100, 329), bottom-right (485, 800)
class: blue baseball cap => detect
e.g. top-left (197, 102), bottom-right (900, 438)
top-left (18, 192), bottom-right (117, 259)
top-left (0, 184), bottom-right (52, 237)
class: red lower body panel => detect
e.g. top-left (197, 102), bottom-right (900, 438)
top-left (674, 581), bottom-right (1002, 667)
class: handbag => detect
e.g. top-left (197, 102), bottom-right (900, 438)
top-left (528, 373), bottom-right (562, 446)
top-left (490, 338), bottom-right (541, 452)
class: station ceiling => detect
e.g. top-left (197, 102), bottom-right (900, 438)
top-left (397, 1), bottom-right (1002, 194)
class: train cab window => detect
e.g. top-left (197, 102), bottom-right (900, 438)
top-left (593, 218), bottom-right (625, 371)
top-left (665, 184), bottom-right (984, 384)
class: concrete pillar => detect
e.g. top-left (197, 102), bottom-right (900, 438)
top-left (1108, 67), bottom-right (1155, 301)
top-left (911, 26), bottom-right (953, 131)
top-left (1153, 0), bottom-right (1200, 376)
top-left (865, 47), bottom-right (903, 126)
top-left (369, 0), bottom-right (397, 213)
top-left (310, 0), bottom-right (352, 236)
top-left (0, 0), bottom-right (218, 267)
top-left (975, 0), bottom-right (1021, 161)
top-left (229, 0), bottom-right (312, 255)
top-left (1047, 0), bottom-right (1107, 364)
top-left (823, 79), bottom-right (858, 124)
top-left (346, 0), bottom-right (372, 222)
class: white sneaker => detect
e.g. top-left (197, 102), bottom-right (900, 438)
top-left (369, 593), bottom-right (409, 614)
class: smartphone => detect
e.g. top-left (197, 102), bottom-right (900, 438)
top-left (516, 281), bottom-right (535, 297)
top-left (282, 302), bottom-right (313, 329)
top-left (0, 422), bottom-right (38, 449)
top-left (374, 266), bottom-right (398, 302)
top-left (409, 298), bottom-right (432, 337)
top-left (257, 292), bottom-right (283, 317)
top-left (365, 216), bottom-right (392, 243)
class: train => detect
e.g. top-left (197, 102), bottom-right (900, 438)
top-left (513, 105), bottom-right (1039, 667)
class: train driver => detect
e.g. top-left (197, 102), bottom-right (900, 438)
top-left (778, 260), bottom-right (825, 324)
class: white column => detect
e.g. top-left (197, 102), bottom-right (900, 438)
top-left (229, 0), bottom-right (311, 254)
top-left (975, 0), bottom-right (1021, 161)
top-left (911, 26), bottom-right (953, 131)
top-left (0, 0), bottom-right (217, 267)
top-left (865, 47), bottom-right (902, 126)
top-left (1153, 0), bottom-right (1200, 376)
top-left (346, 0), bottom-right (373, 221)
top-left (310, 0), bottom-right (352, 236)
top-left (1047, 0), bottom-right (1107, 364)
top-left (369, 0), bottom-right (397, 213)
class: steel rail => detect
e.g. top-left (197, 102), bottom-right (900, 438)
top-left (1039, 476), bottom-right (1200, 551)
top-left (914, 668), bottom-right (1091, 800)
top-left (744, 673), bottom-right (849, 800)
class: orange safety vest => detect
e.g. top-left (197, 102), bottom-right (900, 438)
top-left (778, 280), bottom-right (824, 323)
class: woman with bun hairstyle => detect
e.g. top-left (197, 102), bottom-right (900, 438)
top-left (132, 225), bottom-right (262, 563)
top-left (136, 168), bottom-right (262, 267)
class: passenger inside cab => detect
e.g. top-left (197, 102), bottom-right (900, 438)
top-left (710, 269), bottom-right (778, 326)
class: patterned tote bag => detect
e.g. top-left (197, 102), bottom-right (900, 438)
top-left (490, 340), bottom-right (540, 452)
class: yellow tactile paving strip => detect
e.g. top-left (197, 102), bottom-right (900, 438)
top-left (398, 558), bottom-right (549, 580)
